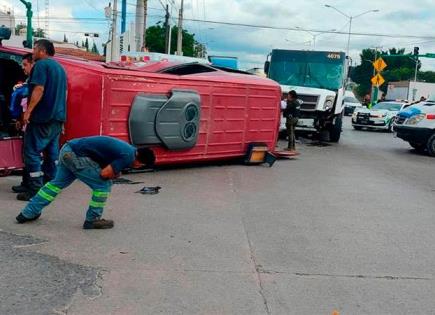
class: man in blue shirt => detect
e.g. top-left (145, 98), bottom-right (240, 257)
top-left (16, 136), bottom-right (152, 229)
top-left (17, 39), bottom-right (67, 201)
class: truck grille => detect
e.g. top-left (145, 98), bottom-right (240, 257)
top-left (299, 95), bottom-right (319, 111)
top-left (282, 93), bottom-right (319, 111)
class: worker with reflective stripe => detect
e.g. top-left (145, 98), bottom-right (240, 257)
top-left (16, 136), bottom-right (150, 229)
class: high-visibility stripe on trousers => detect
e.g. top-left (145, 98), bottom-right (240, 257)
top-left (86, 190), bottom-right (110, 221)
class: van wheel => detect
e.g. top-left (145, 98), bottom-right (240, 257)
top-left (426, 134), bottom-right (435, 157)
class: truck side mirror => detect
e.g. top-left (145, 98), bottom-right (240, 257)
top-left (264, 61), bottom-right (270, 75)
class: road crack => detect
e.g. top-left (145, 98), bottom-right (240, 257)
top-left (227, 170), bottom-right (271, 315)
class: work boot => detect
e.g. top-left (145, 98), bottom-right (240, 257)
top-left (16, 191), bottom-right (36, 201)
top-left (16, 213), bottom-right (41, 224)
top-left (12, 185), bottom-right (29, 193)
top-left (83, 218), bottom-right (114, 230)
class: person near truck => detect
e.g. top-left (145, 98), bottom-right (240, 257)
top-left (16, 136), bottom-right (151, 229)
top-left (9, 53), bottom-right (34, 194)
top-left (283, 90), bottom-right (300, 152)
top-left (16, 39), bottom-right (67, 202)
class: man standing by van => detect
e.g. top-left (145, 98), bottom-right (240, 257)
top-left (17, 39), bottom-right (67, 201)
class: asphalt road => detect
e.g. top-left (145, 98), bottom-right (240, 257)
top-left (0, 117), bottom-right (434, 315)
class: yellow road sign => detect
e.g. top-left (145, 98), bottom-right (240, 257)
top-left (373, 57), bottom-right (387, 72)
top-left (371, 73), bottom-right (385, 87)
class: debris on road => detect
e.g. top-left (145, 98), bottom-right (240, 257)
top-left (136, 186), bottom-right (161, 195)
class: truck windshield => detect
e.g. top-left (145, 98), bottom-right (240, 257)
top-left (268, 50), bottom-right (345, 91)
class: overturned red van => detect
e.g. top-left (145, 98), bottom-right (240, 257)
top-left (0, 45), bottom-right (281, 172)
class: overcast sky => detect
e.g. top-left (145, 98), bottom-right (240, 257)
top-left (3, 0), bottom-right (435, 70)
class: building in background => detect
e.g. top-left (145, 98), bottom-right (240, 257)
top-left (0, 8), bottom-right (15, 34)
top-left (387, 81), bottom-right (435, 101)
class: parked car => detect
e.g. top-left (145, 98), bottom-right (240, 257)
top-left (344, 95), bottom-right (363, 116)
top-left (352, 101), bottom-right (408, 132)
top-left (394, 98), bottom-right (435, 156)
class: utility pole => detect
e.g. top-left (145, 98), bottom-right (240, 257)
top-left (412, 46), bottom-right (420, 101)
top-left (110, 0), bottom-right (118, 62)
top-left (18, 0), bottom-right (32, 48)
top-left (135, 0), bottom-right (147, 51)
top-left (143, 0), bottom-right (148, 50)
top-left (176, 0), bottom-right (184, 55)
top-left (371, 46), bottom-right (381, 104)
top-left (164, 4), bottom-right (170, 53)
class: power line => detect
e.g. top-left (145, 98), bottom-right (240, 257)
top-left (81, 0), bottom-right (101, 13)
top-left (180, 17), bottom-right (435, 40)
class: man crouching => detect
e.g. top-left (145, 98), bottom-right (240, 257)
top-left (16, 136), bottom-right (150, 229)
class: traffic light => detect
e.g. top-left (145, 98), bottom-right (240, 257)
top-left (84, 33), bottom-right (99, 38)
top-left (414, 46), bottom-right (419, 56)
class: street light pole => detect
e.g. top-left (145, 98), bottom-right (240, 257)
top-left (18, 0), bottom-right (32, 48)
top-left (346, 16), bottom-right (352, 58)
top-left (324, 5), bottom-right (379, 57)
top-left (295, 27), bottom-right (335, 50)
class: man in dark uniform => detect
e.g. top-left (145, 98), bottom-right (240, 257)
top-left (283, 90), bottom-right (300, 152)
top-left (16, 136), bottom-right (151, 229)
top-left (17, 39), bottom-right (67, 201)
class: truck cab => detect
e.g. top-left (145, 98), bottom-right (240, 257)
top-left (265, 49), bottom-right (348, 142)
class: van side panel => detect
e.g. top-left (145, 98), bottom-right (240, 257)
top-left (103, 74), bottom-right (280, 165)
top-left (61, 64), bottom-right (103, 140)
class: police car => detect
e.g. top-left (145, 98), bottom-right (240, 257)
top-left (394, 98), bottom-right (435, 156)
top-left (352, 101), bottom-right (407, 132)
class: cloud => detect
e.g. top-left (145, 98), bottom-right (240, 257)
top-left (4, 0), bottom-right (435, 71)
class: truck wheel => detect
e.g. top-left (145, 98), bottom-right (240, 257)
top-left (329, 115), bottom-right (342, 143)
top-left (409, 142), bottom-right (426, 153)
top-left (426, 134), bottom-right (435, 157)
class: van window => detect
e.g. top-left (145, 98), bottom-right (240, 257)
top-left (159, 63), bottom-right (217, 75)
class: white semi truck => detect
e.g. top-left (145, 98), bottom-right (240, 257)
top-left (265, 49), bottom-right (348, 142)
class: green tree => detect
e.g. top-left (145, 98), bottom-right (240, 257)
top-left (350, 48), bottom-right (420, 98)
top-left (14, 23), bottom-right (46, 38)
top-left (419, 71), bottom-right (435, 83)
top-left (63, 34), bottom-right (68, 43)
top-left (194, 43), bottom-right (207, 58)
top-left (84, 38), bottom-right (89, 52)
top-left (91, 42), bottom-right (100, 55)
top-left (15, 23), bottom-right (26, 36)
top-left (145, 24), bottom-right (205, 57)
top-left (33, 28), bottom-right (46, 38)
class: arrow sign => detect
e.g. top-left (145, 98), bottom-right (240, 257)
top-left (373, 57), bottom-right (387, 72)
top-left (371, 73), bottom-right (385, 87)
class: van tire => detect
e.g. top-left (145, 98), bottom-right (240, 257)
top-left (426, 134), bottom-right (435, 157)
